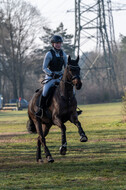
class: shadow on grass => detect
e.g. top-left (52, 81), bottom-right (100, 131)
top-left (0, 136), bottom-right (126, 189)
top-left (0, 156), bottom-right (126, 190)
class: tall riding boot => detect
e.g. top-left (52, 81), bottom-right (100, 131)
top-left (35, 95), bottom-right (46, 117)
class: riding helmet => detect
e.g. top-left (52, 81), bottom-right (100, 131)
top-left (51, 35), bottom-right (63, 43)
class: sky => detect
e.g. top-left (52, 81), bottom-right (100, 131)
top-left (26, 0), bottom-right (126, 51)
top-left (26, 0), bottom-right (75, 34)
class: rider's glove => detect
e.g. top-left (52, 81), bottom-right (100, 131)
top-left (51, 73), bottom-right (60, 79)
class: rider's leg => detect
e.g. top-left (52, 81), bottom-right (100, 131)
top-left (35, 95), bottom-right (47, 117)
top-left (35, 80), bottom-right (55, 117)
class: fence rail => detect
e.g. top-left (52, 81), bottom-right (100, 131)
top-left (2, 103), bottom-right (21, 110)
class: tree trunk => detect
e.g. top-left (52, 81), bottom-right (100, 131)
top-left (12, 80), bottom-right (18, 99)
top-left (19, 77), bottom-right (24, 98)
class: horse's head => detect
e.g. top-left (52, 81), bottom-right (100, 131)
top-left (67, 55), bottom-right (82, 90)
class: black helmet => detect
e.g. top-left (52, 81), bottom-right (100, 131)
top-left (51, 35), bottom-right (63, 43)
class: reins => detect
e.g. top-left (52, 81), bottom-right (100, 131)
top-left (41, 64), bottom-right (81, 87)
top-left (61, 78), bottom-right (74, 86)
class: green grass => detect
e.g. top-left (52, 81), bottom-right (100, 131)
top-left (0, 103), bottom-right (126, 190)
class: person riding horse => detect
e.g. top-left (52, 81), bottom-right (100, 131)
top-left (36, 35), bottom-right (67, 117)
top-left (28, 54), bottom-right (88, 163)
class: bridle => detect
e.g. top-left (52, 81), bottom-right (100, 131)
top-left (61, 64), bottom-right (81, 86)
top-left (67, 64), bottom-right (81, 81)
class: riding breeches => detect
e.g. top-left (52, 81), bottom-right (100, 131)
top-left (42, 78), bottom-right (60, 97)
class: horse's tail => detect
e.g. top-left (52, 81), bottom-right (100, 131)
top-left (26, 113), bottom-right (37, 134)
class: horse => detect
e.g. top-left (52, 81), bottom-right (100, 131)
top-left (26, 55), bottom-right (88, 163)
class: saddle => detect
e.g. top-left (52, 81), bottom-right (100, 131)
top-left (36, 85), bottom-right (57, 110)
top-left (35, 84), bottom-right (82, 118)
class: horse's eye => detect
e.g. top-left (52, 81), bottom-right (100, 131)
top-left (71, 68), bottom-right (80, 72)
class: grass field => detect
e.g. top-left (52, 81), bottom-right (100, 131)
top-left (0, 102), bottom-right (126, 190)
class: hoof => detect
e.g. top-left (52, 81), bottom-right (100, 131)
top-left (60, 146), bottom-right (67, 155)
top-left (47, 156), bottom-right (54, 163)
top-left (77, 110), bottom-right (82, 115)
top-left (80, 135), bottom-right (88, 142)
top-left (37, 159), bottom-right (43, 163)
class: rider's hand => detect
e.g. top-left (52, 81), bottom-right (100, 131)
top-left (51, 73), bottom-right (60, 79)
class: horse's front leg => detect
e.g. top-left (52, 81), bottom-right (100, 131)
top-left (42, 123), bottom-right (54, 162)
top-left (36, 137), bottom-right (43, 163)
top-left (70, 114), bottom-right (88, 142)
top-left (75, 120), bottom-right (88, 142)
top-left (59, 124), bottom-right (67, 155)
top-left (53, 117), bottom-right (67, 155)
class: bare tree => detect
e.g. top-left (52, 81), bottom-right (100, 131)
top-left (0, 0), bottom-right (44, 99)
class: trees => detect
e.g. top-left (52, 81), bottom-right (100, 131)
top-left (40, 22), bottom-right (74, 57)
top-left (0, 0), bottom-right (43, 99)
top-left (0, 3), bottom-right (75, 102)
top-left (115, 35), bottom-right (126, 92)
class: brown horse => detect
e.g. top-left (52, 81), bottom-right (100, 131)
top-left (27, 55), bottom-right (88, 163)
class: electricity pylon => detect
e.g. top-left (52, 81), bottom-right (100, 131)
top-left (74, 0), bottom-right (119, 96)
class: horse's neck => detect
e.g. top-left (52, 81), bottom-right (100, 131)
top-left (60, 71), bottom-right (73, 98)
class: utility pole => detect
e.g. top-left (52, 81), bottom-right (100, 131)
top-left (74, 0), bottom-right (119, 96)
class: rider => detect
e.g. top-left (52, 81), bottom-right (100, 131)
top-left (36, 35), bottom-right (67, 117)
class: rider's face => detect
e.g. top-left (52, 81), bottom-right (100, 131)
top-left (53, 42), bottom-right (62, 50)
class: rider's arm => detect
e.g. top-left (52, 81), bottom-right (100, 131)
top-left (43, 51), bottom-right (53, 76)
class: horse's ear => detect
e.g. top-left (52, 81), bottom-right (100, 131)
top-left (76, 55), bottom-right (79, 62)
top-left (68, 55), bottom-right (71, 64)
